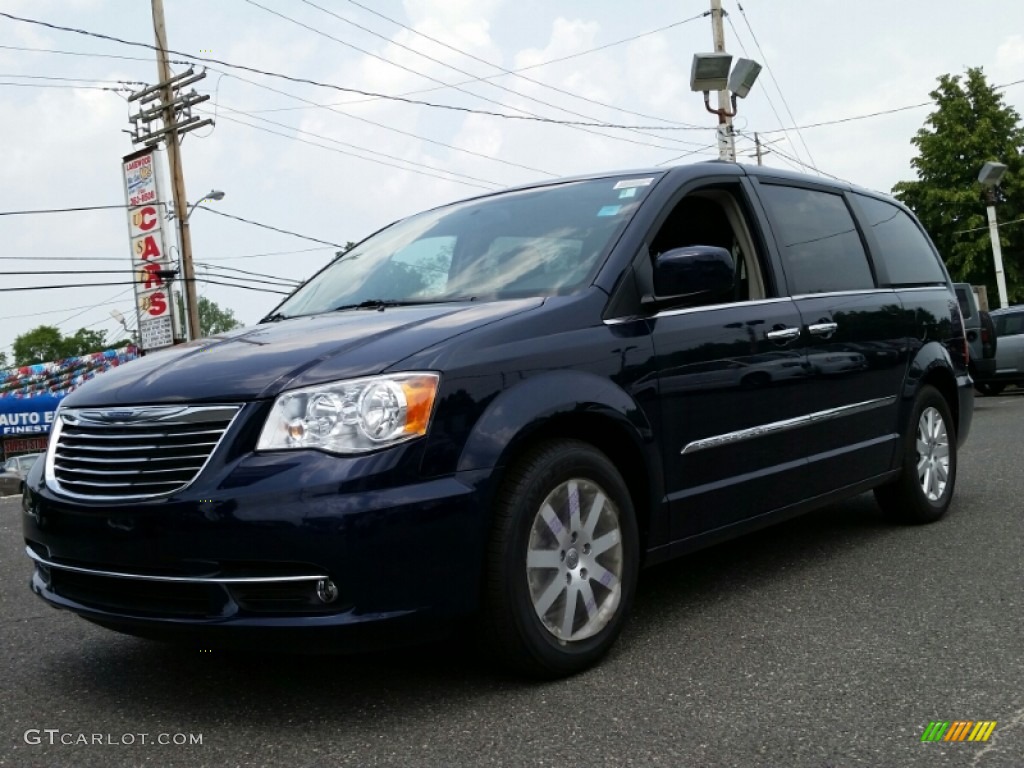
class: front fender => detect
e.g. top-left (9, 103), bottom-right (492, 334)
top-left (456, 370), bottom-right (654, 473)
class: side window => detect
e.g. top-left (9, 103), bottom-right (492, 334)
top-left (648, 187), bottom-right (767, 301)
top-left (855, 195), bottom-right (946, 285)
top-left (954, 286), bottom-right (973, 319)
top-left (995, 312), bottom-right (1024, 337)
top-left (759, 184), bottom-right (875, 295)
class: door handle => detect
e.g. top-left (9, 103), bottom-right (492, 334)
top-left (766, 326), bottom-right (801, 341)
top-left (808, 322), bottom-right (838, 336)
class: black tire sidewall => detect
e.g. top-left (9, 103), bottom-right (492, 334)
top-left (498, 442), bottom-right (638, 675)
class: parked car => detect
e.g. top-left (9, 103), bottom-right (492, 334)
top-left (973, 305), bottom-right (1024, 395)
top-left (1, 453), bottom-right (41, 496)
top-left (22, 163), bottom-right (973, 678)
top-left (953, 283), bottom-right (998, 387)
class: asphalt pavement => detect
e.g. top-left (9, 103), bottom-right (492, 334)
top-left (1, 392), bottom-right (1022, 768)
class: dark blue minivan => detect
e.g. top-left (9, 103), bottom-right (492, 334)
top-left (23, 162), bottom-right (972, 677)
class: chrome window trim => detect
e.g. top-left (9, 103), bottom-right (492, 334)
top-left (604, 297), bottom-right (793, 326)
top-left (26, 548), bottom-right (326, 584)
top-left (889, 285), bottom-right (950, 292)
top-left (681, 396), bottom-right (897, 455)
top-left (790, 289), bottom-right (896, 300)
top-left (45, 404), bottom-right (242, 501)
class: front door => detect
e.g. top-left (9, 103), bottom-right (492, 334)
top-left (640, 180), bottom-right (817, 540)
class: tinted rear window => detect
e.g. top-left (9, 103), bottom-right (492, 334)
top-left (758, 184), bottom-right (875, 295)
top-left (954, 286), bottom-right (973, 319)
top-left (994, 312), bottom-right (1024, 337)
top-left (856, 195), bottom-right (947, 286)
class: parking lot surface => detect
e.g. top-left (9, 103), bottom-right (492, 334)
top-left (1, 392), bottom-right (1022, 768)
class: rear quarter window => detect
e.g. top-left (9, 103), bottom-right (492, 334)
top-left (855, 195), bottom-right (947, 286)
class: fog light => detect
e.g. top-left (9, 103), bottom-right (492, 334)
top-left (315, 578), bottom-right (338, 604)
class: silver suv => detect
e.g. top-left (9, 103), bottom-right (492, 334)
top-left (975, 306), bottom-right (1024, 395)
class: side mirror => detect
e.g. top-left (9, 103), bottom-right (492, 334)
top-left (646, 245), bottom-right (735, 306)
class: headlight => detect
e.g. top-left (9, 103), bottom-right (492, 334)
top-left (257, 373), bottom-right (440, 454)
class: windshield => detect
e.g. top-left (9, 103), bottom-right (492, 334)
top-left (271, 175), bottom-right (659, 318)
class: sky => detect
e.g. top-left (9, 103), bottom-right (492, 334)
top-left (1, 0), bottom-right (1023, 362)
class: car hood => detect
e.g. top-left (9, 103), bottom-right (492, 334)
top-left (63, 299), bottom-right (542, 406)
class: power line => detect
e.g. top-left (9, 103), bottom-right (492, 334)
top-left (293, 0), bottom-right (708, 151)
top-left (0, 245), bottom-right (337, 262)
top-left (953, 216), bottom-right (1024, 236)
top-left (191, 205), bottom-right (346, 247)
top-left (734, 2), bottom-right (818, 172)
top-left (339, 0), bottom-right (704, 130)
top-left (204, 67), bottom-right (558, 177)
top-left (723, 10), bottom-right (806, 168)
top-left (767, 144), bottom-right (850, 184)
top-left (0, 278), bottom-right (291, 295)
top-left (0, 203), bottom-right (163, 217)
top-left (245, 0), bottom-right (709, 155)
top-left (203, 104), bottom-right (504, 189)
top-left (0, 11), bottom-right (712, 132)
top-left (195, 261), bottom-right (301, 284)
top-left (0, 72), bottom-right (146, 85)
top-left (0, 268), bottom-right (297, 289)
top-left (197, 108), bottom-right (499, 190)
top-left (0, 81), bottom-right (128, 92)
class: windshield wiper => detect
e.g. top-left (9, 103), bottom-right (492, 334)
top-left (332, 298), bottom-right (474, 312)
top-left (261, 312), bottom-right (289, 323)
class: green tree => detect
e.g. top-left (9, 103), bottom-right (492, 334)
top-left (12, 325), bottom-right (111, 365)
top-left (0, 350), bottom-right (8, 370)
top-left (176, 296), bottom-right (242, 337)
top-left (893, 67), bottom-right (1024, 304)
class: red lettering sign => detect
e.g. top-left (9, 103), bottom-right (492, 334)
top-left (145, 291), bottom-right (168, 317)
top-left (134, 235), bottom-right (162, 260)
top-left (132, 206), bottom-right (159, 231)
top-left (138, 263), bottom-right (164, 289)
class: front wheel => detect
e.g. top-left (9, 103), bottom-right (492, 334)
top-left (482, 440), bottom-right (639, 678)
top-left (874, 385), bottom-right (956, 524)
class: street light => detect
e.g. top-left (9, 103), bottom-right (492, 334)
top-left (185, 188), bottom-right (225, 221)
top-left (110, 309), bottom-right (137, 343)
top-left (690, 53), bottom-right (761, 162)
top-left (978, 161), bottom-right (1009, 308)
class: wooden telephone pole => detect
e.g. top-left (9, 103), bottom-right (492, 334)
top-left (127, 0), bottom-right (212, 341)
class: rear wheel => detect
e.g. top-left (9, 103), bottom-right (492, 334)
top-left (482, 439), bottom-right (638, 678)
top-left (875, 385), bottom-right (956, 524)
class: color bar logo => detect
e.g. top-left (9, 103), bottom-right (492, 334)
top-left (921, 721), bottom-right (997, 742)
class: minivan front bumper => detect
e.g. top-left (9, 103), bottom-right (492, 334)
top-left (22, 450), bottom-right (491, 647)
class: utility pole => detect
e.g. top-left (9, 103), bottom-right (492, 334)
top-left (152, 0), bottom-right (200, 340)
top-left (127, 1), bottom-right (212, 341)
top-left (754, 132), bottom-right (763, 165)
top-left (710, 0), bottom-right (736, 162)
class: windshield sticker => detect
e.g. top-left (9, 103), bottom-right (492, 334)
top-left (618, 187), bottom-right (638, 199)
top-left (613, 177), bottom-right (655, 190)
top-left (597, 205), bottom-right (622, 217)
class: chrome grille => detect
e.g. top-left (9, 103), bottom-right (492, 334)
top-left (48, 405), bottom-right (240, 500)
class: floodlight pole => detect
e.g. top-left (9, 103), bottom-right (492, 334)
top-left (710, 0), bottom-right (736, 162)
top-left (984, 187), bottom-right (1010, 308)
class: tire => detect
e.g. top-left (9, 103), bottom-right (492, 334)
top-left (481, 439), bottom-right (639, 678)
top-left (874, 385), bottom-right (956, 524)
top-left (975, 382), bottom-right (1005, 396)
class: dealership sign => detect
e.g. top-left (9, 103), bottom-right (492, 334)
top-left (122, 148), bottom-right (175, 351)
